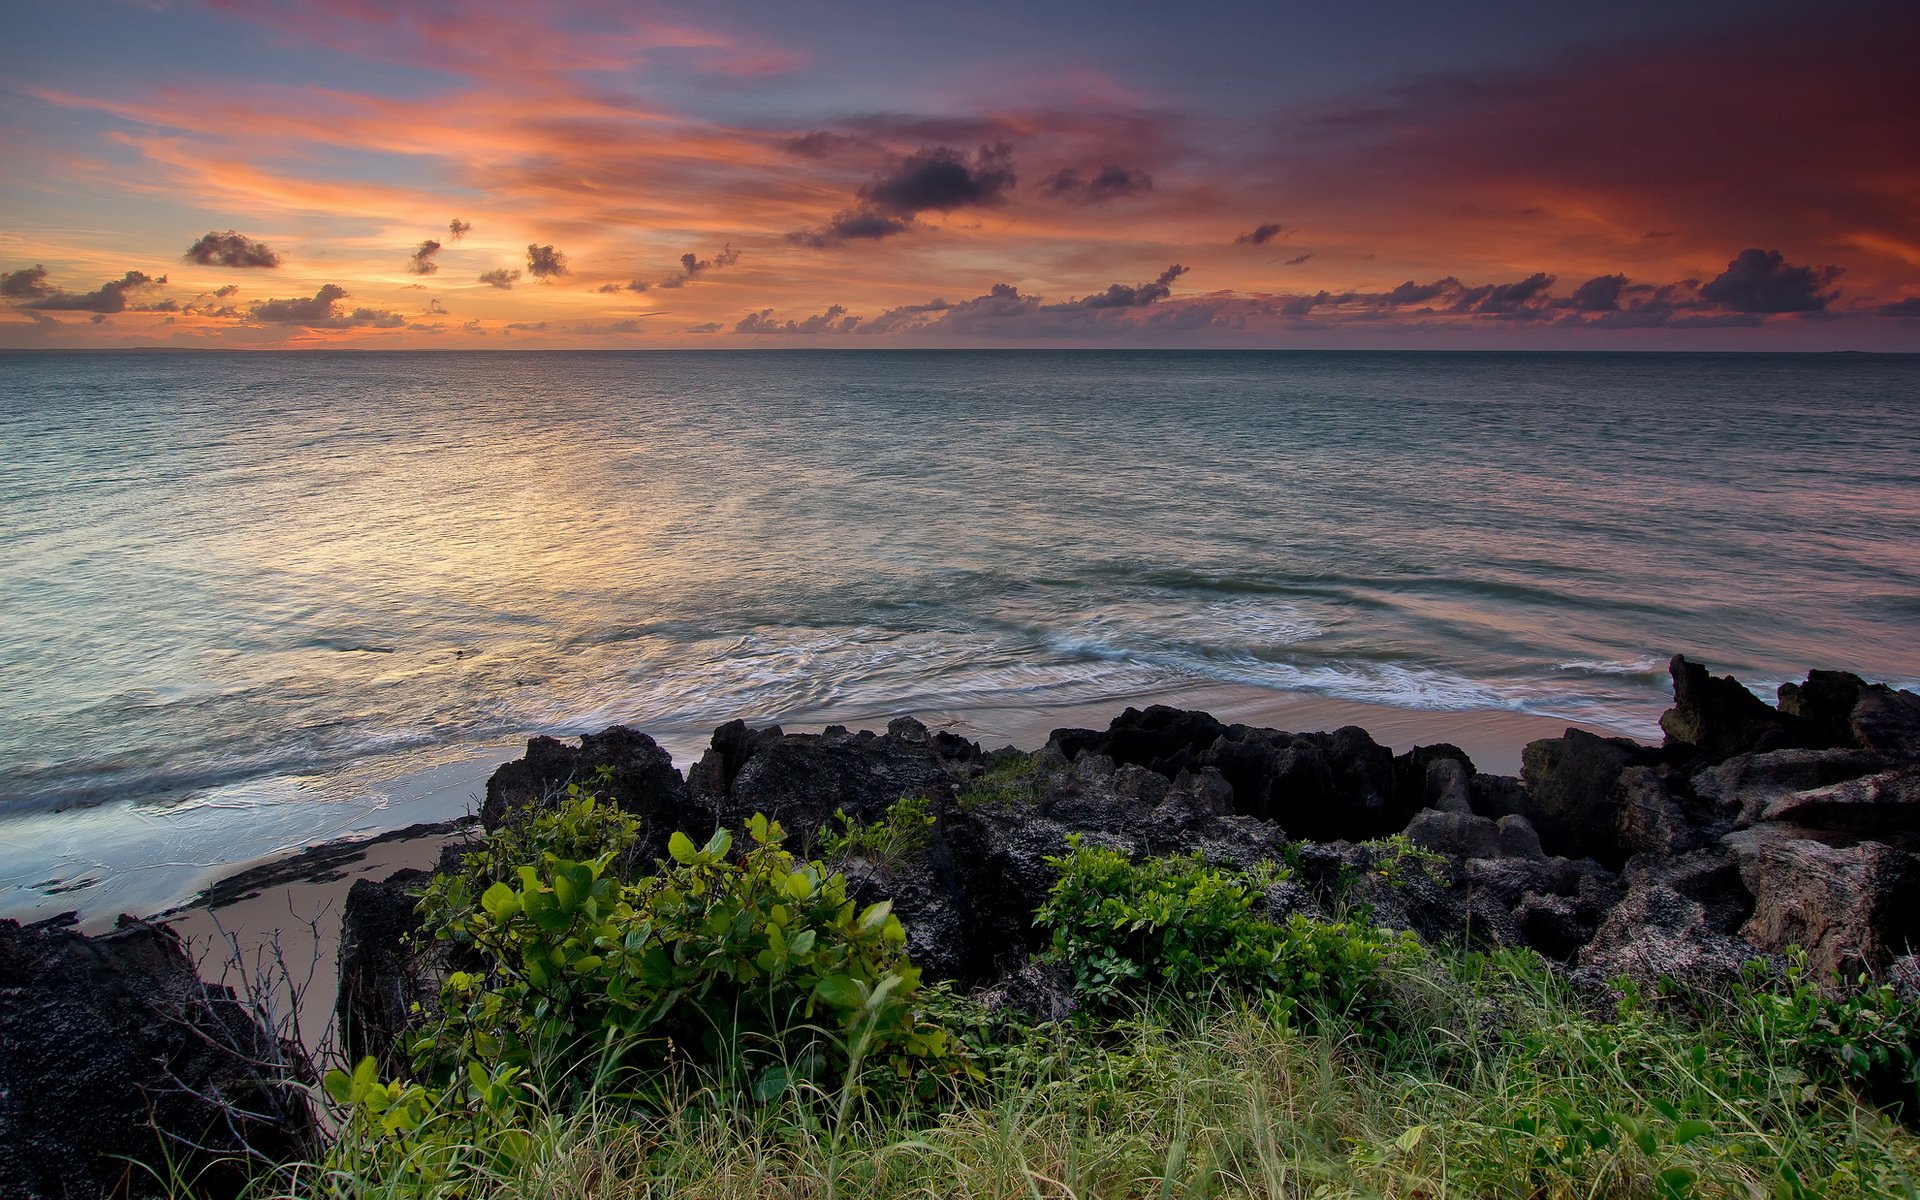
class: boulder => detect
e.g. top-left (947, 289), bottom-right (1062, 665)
top-left (1623, 848), bottom-right (1753, 936)
top-left (1613, 766), bottom-right (1705, 857)
top-left (1757, 764), bottom-right (1920, 833)
top-left (1513, 892), bottom-right (1594, 961)
top-left (1852, 686), bottom-right (1920, 756)
top-left (1495, 814), bottom-right (1544, 858)
top-left (1576, 884), bottom-right (1757, 993)
top-left (1519, 729), bottom-right (1656, 861)
top-left (483, 725), bottom-right (697, 863)
top-left (1659, 655), bottom-right (1802, 761)
top-left (1468, 773), bottom-right (1530, 821)
top-left (0, 917), bottom-right (318, 1200)
top-left (1393, 743), bottom-right (1477, 813)
top-left (1049, 709), bottom-right (1413, 840)
top-left (1403, 808), bottom-right (1503, 859)
top-left (1691, 747), bottom-right (1900, 829)
top-left (689, 716), bottom-right (981, 847)
top-left (335, 868), bottom-right (432, 1074)
top-left (1724, 823), bottom-right (1920, 979)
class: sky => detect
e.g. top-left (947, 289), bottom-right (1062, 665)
top-left (2, 0), bottom-right (1918, 350)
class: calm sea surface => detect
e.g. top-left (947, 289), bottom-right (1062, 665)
top-left (2, 350), bottom-right (1917, 914)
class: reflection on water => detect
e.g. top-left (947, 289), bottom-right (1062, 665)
top-left (1, 349), bottom-right (1917, 823)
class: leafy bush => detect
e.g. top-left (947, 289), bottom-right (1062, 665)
top-left (323, 799), bottom-right (972, 1194)
top-left (1741, 953), bottom-right (1920, 1112)
top-left (956, 751), bottom-right (1047, 809)
top-left (1036, 837), bottom-right (1416, 1029)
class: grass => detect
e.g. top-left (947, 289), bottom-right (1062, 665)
top-left (248, 945), bottom-right (1920, 1199)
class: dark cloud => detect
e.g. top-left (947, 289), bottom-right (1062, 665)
top-left (184, 230), bottom-right (281, 269)
top-left (1282, 253), bottom-right (1313, 266)
top-left (1881, 297), bottom-right (1920, 317)
top-left (1698, 248), bottom-right (1841, 313)
top-left (1383, 278), bottom-right (1456, 306)
top-left (1037, 165), bottom-right (1153, 205)
top-left (248, 283), bottom-right (404, 328)
top-left (1448, 272), bottom-right (1556, 316)
top-left (1060, 264), bottom-right (1188, 310)
top-left (213, 284), bottom-right (239, 298)
top-left (860, 143), bottom-right (1016, 216)
top-left (448, 219), bottom-right (472, 241)
top-left (684, 322), bottom-right (724, 333)
top-left (526, 244), bottom-right (569, 279)
top-left (505, 321), bottom-right (548, 332)
top-left (1, 265), bottom-right (54, 298)
top-left (658, 245), bottom-right (741, 289)
top-left (569, 319), bottom-right (646, 335)
top-left (27, 270), bottom-right (163, 313)
top-left (790, 209), bottom-right (914, 248)
top-left (1236, 223), bottom-right (1284, 246)
top-left (407, 239), bottom-right (442, 275)
top-left (478, 268), bottom-right (521, 289)
top-left (425, 298), bottom-right (449, 315)
top-left (734, 304), bottom-right (861, 335)
top-left (1570, 274), bottom-right (1629, 312)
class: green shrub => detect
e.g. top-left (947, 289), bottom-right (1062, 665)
top-left (815, 793), bottom-right (936, 863)
top-left (957, 751), bottom-right (1046, 809)
top-left (1741, 952), bottom-right (1920, 1112)
top-left (1036, 837), bottom-right (1416, 1029)
top-left (322, 800), bottom-right (972, 1194)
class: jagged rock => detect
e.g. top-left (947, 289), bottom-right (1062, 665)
top-left (689, 716), bottom-right (981, 847)
top-left (1660, 655), bottom-right (1803, 761)
top-left (1394, 744), bottom-right (1477, 813)
top-left (1614, 766), bottom-right (1705, 857)
top-left (335, 868), bottom-right (432, 1075)
top-left (1519, 729), bottom-right (1656, 861)
top-left (1, 917), bottom-right (317, 1200)
top-left (1852, 687), bottom-right (1920, 756)
top-left (975, 960), bottom-right (1078, 1022)
top-left (1496, 814), bottom-right (1544, 858)
top-left (1623, 848), bottom-right (1753, 935)
top-left (1468, 772), bottom-right (1529, 820)
top-left (1288, 840), bottom-right (1520, 949)
top-left (1778, 670), bottom-right (1873, 747)
top-left (1692, 747), bottom-right (1900, 829)
top-left (1404, 808), bottom-right (1503, 858)
top-left (1758, 764), bottom-right (1920, 833)
top-left (483, 726), bottom-right (696, 862)
top-left (1049, 708), bottom-right (1413, 840)
top-left (1725, 823), bottom-right (1920, 979)
top-left (1577, 884), bottom-right (1757, 992)
top-left (1513, 892), bottom-right (1593, 960)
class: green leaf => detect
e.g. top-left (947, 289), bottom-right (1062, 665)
top-left (668, 831), bottom-right (697, 864)
top-left (1672, 1119), bottom-right (1714, 1145)
top-left (703, 827), bottom-right (733, 859)
top-left (480, 881), bottom-right (519, 920)
top-left (814, 974), bottom-right (866, 1010)
top-left (322, 1068), bottom-right (355, 1105)
top-left (857, 899), bottom-right (894, 931)
top-left (786, 872), bottom-right (813, 900)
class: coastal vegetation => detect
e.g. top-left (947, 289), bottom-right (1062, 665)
top-left (302, 793), bottom-right (1919, 1198)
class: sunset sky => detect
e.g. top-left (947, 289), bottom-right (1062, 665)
top-left (3, 0), bottom-right (1918, 349)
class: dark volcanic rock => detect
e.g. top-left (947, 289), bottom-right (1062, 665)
top-left (1660, 655), bottom-right (1803, 761)
top-left (1778, 669), bottom-right (1873, 748)
top-left (1757, 764), bottom-right (1920, 833)
top-left (1613, 766), bottom-right (1706, 858)
top-left (483, 725), bottom-right (696, 862)
top-left (1852, 686), bottom-right (1920, 756)
top-left (1692, 747), bottom-right (1900, 829)
top-left (1, 917), bottom-right (317, 1200)
top-left (335, 868), bottom-right (432, 1075)
top-left (689, 716), bottom-right (982, 845)
top-left (1051, 707), bottom-right (1412, 840)
top-left (1403, 808), bottom-right (1503, 858)
top-left (1496, 814), bottom-right (1544, 858)
top-left (1577, 884), bottom-right (1757, 992)
top-left (1725, 823), bottom-right (1920, 979)
top-left (1519, 729), bottom-right (1657, 862)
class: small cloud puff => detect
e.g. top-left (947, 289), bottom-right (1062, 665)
top-left (184, 231), bottom-right (281, 268)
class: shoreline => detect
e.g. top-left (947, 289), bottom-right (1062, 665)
top-left (123, 689), bottom-right (1634, 1055)
top-left (3, 685), bottom-right (1639, 934)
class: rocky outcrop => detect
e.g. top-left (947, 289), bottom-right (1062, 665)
top-left (1517, 729), bottom-right (1659, 861)
top-left (482, 725), bottom-right (697, 864)
top-left (335, 868), bottom-right (434, 1075)
top-left (689, 716), bottom-right (982, 845)
top-left (1661, 654), bottom-right (1805, 761)
top-left (1724, 824), bottom-right (1920, 979)
top-left (1, 917), bottom-right (317, 1200)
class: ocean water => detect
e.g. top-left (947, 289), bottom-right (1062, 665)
top-left (2, 350), bottom-right (1917, 916)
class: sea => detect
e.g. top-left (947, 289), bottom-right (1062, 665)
top-left (3, 349), bottom-right (1917, 922)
